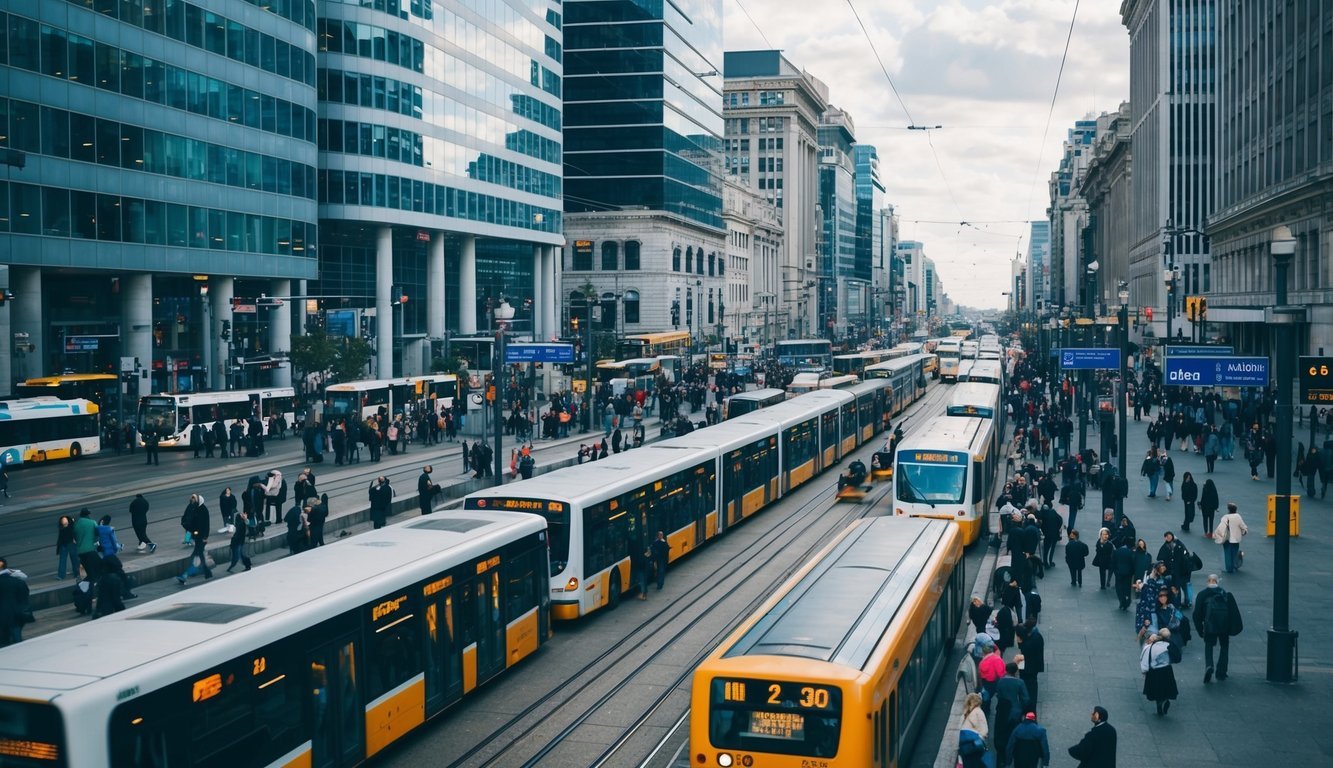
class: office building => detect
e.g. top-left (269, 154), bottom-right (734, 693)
top-left (1208, 0), bottom-right (1333, 352)
top-left (1047, 118), bottom-right (1098, 311)
top-left (722, 50), bottom-right (829, 339)
top-left (1077, 103), bottom-right (1132, 313)
top-left (1025, 220), bottom-right (1052, 313)
top-left (853, 144), bottom-right (885, 338)
top-left (723, 179), bottom-right (783, 349)
top-left (315, 0), bottom-right (564, 377)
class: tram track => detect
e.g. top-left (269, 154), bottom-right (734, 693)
top-left (429, 384), bottom-right (953, 768)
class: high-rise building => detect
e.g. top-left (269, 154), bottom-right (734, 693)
top-left (1077, 103), bottom-right (1133, 310)
top-left (1026, 221), bottom-right (1051, 312)
top-left (722, 50), bottom-right (829, 339)
top-left (1208, 0), bottom-right (1333, 352)
top-left (1121, 0), bottom-right (1216, 338)
top-left (853, 144), bottom-right (884, 337)
top-left (876, 204), bottom-right (899, 336)
top-left (315, 0), bottom-right (564, 377)
top-left (723, 179), bottom-right (783, 349)
top-left (0, 0), bottom-right (321, 393)
top-left (817, 107), bottom-right (858, 340)
top-left (1047, 118), bottom-right (1098, 310)
top-left (560, 0), bottom-right (725, 342)
top-left (896, 240), bottom-right (925, 331)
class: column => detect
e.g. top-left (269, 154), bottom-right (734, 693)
top-left (428, 232), bottom-right (446, 341)
top-left (269, 279), bottom-right (292, 387)
top-left (376, 226), bottom-right (394, 378)
top-left (122, 273), bottom-right (153, 394)
top-left (532, 245), bottom-right (544, 339)
top-left (9, 267), bottom-right (42, 383)
top-left (542, 246), bottom-right (557, 341)
top-left (0, 268), bottom-right (11, 393)
top-left (296, 279), bottom-right (309, 336)
top-left (458, 235), bottom-right (477, 334)
top-left (209, 276), bottom-right (234, 390)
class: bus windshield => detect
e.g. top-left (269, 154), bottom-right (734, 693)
top-left (325, 391), bottom-right (361, 419)
top-left (544, 505), bottom-right (570, 575)
top-left (0, 698), bottom-right (64, 767)
top-left (138, 397), bottom-right (180, 433)
top-left (895, 462), bottom-right (967, 504)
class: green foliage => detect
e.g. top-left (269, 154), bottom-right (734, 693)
top-left (332, 336), bottom-right (373, 383)
top-left (289, 331), bottom-right (372, 384)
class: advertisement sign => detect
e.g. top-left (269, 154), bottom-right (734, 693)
top-left (1164, 356), bottom-right (1269, 387)
top-left (1059, 348), bottom-right (1121, 370)
top-left (504, 343), bottom-right (575, 364)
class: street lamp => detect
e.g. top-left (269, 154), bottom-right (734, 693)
top-left (491, 299), bottom-right (515, 487)
top-left (1163, 266), bottom-right (1180, 341)
top-left (1117, 282), bottom-right (1130, 514)
top-left (1268, 224), bottom-right (1300, 683)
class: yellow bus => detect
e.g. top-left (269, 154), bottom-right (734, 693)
top-left (0, 398), bottom-right (101, 465)
top-left (16, 373), bottom-right (119, 408)
top-left (617, 331), bottom-right (692, 359)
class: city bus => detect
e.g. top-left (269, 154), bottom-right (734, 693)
top-left (946, 381), bottom-right (1006, 459)
top-left (137, 387), bottom-right (297, 447)
top-left (786, 373), bottom-right (859, 397)
top-left (0, 510), bottom-right (551, 768)
top-left (690, 518), bottom-right (965, 768)
top-left (936, 338), bottom-right (963, 382)
top-left (595, 358), bottom-right (661, 384)
top-left (958, 359), bottom-right (1005, 388)
top-left (724, 388), bottom-right (786, 420)
top-left (618, 331), bottom-right (692, 360)
top-left (891, 414), bottom-right (997, 545)
top-left (863, 353), bottom-right (931, 415)
top-left (775, 339), bottom-right (834, 373)
top-left (325, 374), bottom-right (458, 423)
top-left (15, 373), bottom-right (119, 408)
top-left (0, 398), bottom-right (101, 465)
top-left (832, 350), bottom-right (894, 377)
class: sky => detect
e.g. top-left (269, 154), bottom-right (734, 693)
top-left (719, 0), bottom-right (1130, 310)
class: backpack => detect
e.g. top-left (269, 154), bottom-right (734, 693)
top-left (1204, 589), bottom-right (1232, 636)
top-left (1167, 636), bottom-right (1183, 664)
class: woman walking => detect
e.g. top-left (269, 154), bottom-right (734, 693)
top-left (1214, 502), bottom-right (1249, 573)
top-left (1065, 529), bottom-right (1089, 587)
top-left (226, 509), bottom-right (252, 572)
top-left (1200, 478), bottom-right (1220, 538)
top-left (1180, 471), bottom-right (1198, 533)
top-left (1093, 527), bottom-right (1115, 589)
top-left (958, 692), bottom-right (990, 768)
top-left (1140, 629), bottom-right (1179, 715)
top-left (217, 487), bottom-right (237, 533)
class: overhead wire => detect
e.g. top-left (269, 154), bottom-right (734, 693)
top-left (731, 0), bottom-right (775, 50)
top-left (1022, 0), bottom-right (1082, 223)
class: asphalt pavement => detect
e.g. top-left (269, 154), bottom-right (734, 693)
top-left (981, 408), bottom-right (1331, 766)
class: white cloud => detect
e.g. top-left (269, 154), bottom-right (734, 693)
top-left (722, 0), bottom-right (1129, 309)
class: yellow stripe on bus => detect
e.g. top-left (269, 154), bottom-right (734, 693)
top-left (789, 461), bottom-right (815, 489)
top-left (742, 486), bottom-right (766, 517)
top-left (506, 608), bottom-right (541, 666)
top-left (462, 643), bottom-right (478, 693)
top-left (364, 674), bottom-right (425, 757)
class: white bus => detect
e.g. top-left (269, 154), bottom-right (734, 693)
top-left (891, 414), bottom-right (997, 545)
top-left (959, 358), bottom-right (1005, 387)
top-left (946, 381), bottom-right (1006, 459)
top-left (775, 339), bottom-right (834, 373)
top-left (324, 374), bottom-right (458, 423)
top-left (137, 388), bottom-right (297, 447)
top-left (0, 398), bottom-right (101, 465)
top-left (785, 372), bottom-right (859, 397)
top-left (937, 338), bottom-right (963, 381)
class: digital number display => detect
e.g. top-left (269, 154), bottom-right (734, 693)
top-left (710, 678), bottom-right (842, 758)
top-left (717, 679), bottom-right (837, 710)
top-left (946, 405), bottom-right (993, 418)
top-left (746, 710), bottom-right (806, 741)
top-left (192, 673), bottom-right (222, 703)
top-left (910, 451), bottom-right (966, 464)
top-left (466, 497), bottom-right (567, 513)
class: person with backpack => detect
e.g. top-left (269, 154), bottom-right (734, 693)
top-left (1193, 573), bottom-right (1242, 682)
top-left (1140, 629), bottom-right (1179, 716)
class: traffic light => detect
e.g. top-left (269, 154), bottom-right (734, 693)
top-left (571, 315), bottom-right (580, 333)
top-left (1145, 307), bottom-right (1153, 322)
top-left (220, 320), bottom-right (231, 341)
top-left (359, 315), bottom-right (370, 339)
top-left (1185, 296), bottom-right (1207, 322)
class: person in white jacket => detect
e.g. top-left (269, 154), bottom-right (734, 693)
top-left (1213, 502), bottom-right (1248, 573)
top-left (263, 470), bottom-right (285, 525)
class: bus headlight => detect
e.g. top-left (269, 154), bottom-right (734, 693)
top-left (957, 509), bottom-right (966, 517)
top-left (717, 753), bottom-right (734, 767)
top-left (564, 577), bottom-right (579, 592)
top-left (894, 507), bottom-right (905, 516)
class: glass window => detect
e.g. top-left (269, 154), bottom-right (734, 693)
top-left (10, 183), bottom-right (40, 235)
top-left (96, 194), bottom-right (121, 241)
top-left (188, 206), bottom-right (208, 248)
top-left (70, 117), bottom-right (96, 163)
top-left (208, 208), bottom-right (225, 249)
top-left (9, 16), bottom-right (39, 72)
top-left (672, 247), bottom-right (681, 271)
top-left (119, 125), bottom-right (143, 169)
top-left (623, 290), bottom-right (640, 324)
top-left (68, 34), bottom-right (94, 84)
top-left (95, 42), bottom-right (120, 91)
top-left (96, 119), bottom-right (120, 166)
top-left (143, 0), bottom-right (164, 34)
top-left (601, 241), bottom-right (618, 271)
top-left (143, 199), bottom-right (165, 244)
top-left (70, 191), bottom-right (97, 239)
top-left (122, 52), bottom-right (144, 99)
top-left (9, 101), bottom-right (39, 153)
top-left (204, 11), bottom-right (225, 55)
top-left (0, 181), bottom-right (6, 232)
top-left (40, 25), bottom-right (67, 79)
top-left (625, 241), bottom-right (640, 270)
top-left (185, 3), bottom-right (203, 48)
top-left (39, 107), bottom-right (69, 159)
top-left (121, 197), bottom-right (145, 243)
top-left (166, 202), bottom-right (187, 246)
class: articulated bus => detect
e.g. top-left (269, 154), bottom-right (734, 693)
top-left (463, 385), bottom-right (929, 621)
top-left (0, 398), bottom-right (100, 465)
top-left (958, 359), bottom-right (1005, 389)
top-left (0, 511), bottom-right (551, 768)
top-left (891, 415), bottom-right (997, 545)
top-left (325, 374), bottom-right (459, 423)
top-left (936, 338), bottom-right (963, 382)
top-left (595, 358), bottom-right (661, 384)
top-left (137, 388), bottom-right (297, 447)
top-left (618, 331), bottom-right (692, 360)
top-left (863, 354), bottom-right (931, 415)
top-left (833, 350), bottom-right (894, 377)
top-left (15, 373), bottom-right (119, 409)
top-left (775, 339), bottom-right (834, 373)
top-left (946, 382), bottom-right (1006, 459)
top-left (724, 388), bottom-right (787, 420)
top-left (786, 373), bottom-right (859, 397)
top-left (690, 518), bottom-right (965, 768)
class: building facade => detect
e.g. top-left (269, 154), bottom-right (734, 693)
top-left (1121, 0), bottom-right (1217, 339)
top-left (0, 0), bottom-right (321, 395)
top-left (817, 106), bottom-right (859, 340)
top-left (1047, 118), bottom-right (1097, 311)
top-left (1025, 220), bottom-right (1052, 312)
top-left (1078, 103), bottom-right (1134, 314)
top-left (560, 0), bottom-right (725, 343)
top-left (722, 50), bottom-right (829, 339)
top-left (1208, 0), bottom-right (1333, 354)
top-left (854, 144), bottom-right (885, 338)
top-left (723, 178), bottom-right (783, 350)
top-left (315, 0), bottom-right (565, 378)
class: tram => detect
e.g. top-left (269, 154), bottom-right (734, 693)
top-left (690, 517), bottom-right (965, 768)
top-left (0, 511), bottom-right (551, 768)
top-left (324, 374), bottom-right (458, 423)
top-left (890, 414), bottom-right (997, 545)
top-left (724, 388), bottom-right (787, 420)
top-left (464, 380), bottom-right (931, 621)
top-left (137, 387), bottom-right (297, 447)
top-left (862, 353), bottom-right (931, 414)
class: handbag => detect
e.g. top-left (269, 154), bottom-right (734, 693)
top-left (1190, 551), bottom-right (1203, 571)
top-left (19, 608), bottom-right (35, 625)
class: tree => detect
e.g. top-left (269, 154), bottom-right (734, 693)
top-left (289, 331), bottom-right (339, 392)
top-left (332, 337), bottom-right (373, 383)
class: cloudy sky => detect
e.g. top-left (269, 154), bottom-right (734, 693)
top-left (720, 0), bottom-right (1129, 310)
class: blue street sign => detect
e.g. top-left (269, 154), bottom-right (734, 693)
top-left (505, 342), bottom-right (575, 364)
top-left (1164, 355), bottom-right (1269, 387)
top-left (1166, 345), bottom-right (1234, 357)
top-left (1059, 348), bottom-right (1121, 370)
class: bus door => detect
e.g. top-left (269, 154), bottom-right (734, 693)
top-left (459, 570), bottom-right (505, 691)
top-left (423, 583), bottom-right (462, 715)
top-left (724, 450), bottom-right (744, 528)
top-left (307, 635), bottom-right (364, 768)
top-left (248, 393), bottom-right (262, 419)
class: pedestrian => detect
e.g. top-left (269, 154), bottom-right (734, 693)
top-left (1060, 477), bottom-right (1084, 534)
top-left (1140, 449), bottom-right (1161, 498)
top-left (55, 514), bottom-right (80, 579)
top-left (1180, 471), bottom-right (1198, 532)
top-left (1193, 573), bottom-right (1242, 682)
top-left (1006, 710), bottom-right (1050, 768)
top-left (217, 488), bottom-right (238, 533)
top-left (650, 531), bottom-right (670, 590)
top-left (143, 425), bottom-right (160, 465)
top-left (127, 494), bottom-right (156, 554)
top-left (1140, 629), bottom-right (1178, 715)
top-left (631, 542), bottom-right (651, 600)
top-left (94, 514), bottom-right (124, 560)
top-left (1213, 502), bottom-right (1248, 573)
top-left (0, 469), bottom-right (10, 502)
top-left (0, 557), bottom-right (32, 646)
top-left (958, 693), bottom-right (990, 768)
top-left (1112, 539), bottom-right (1135, 611)
top-left (969, 595), bottom-right (992, 635)
top-left (1065, 529), bottom-right (1089, 587)
top-left (1199, 478), bottom-right (1220, 538)
top-left (73, 508), bottom-right (100, 581)
top-left (1067, 706), bottom-right (1116, 768)
top-left (226, 509), bottom-right (253, 572)
top-left (368, 476), bottom-right (394, 529)
top-left (263, 470), bottom-right (286, 525)
top-left (977, 643), bottom-right (1006, 710)
top-left (190, 423), bottom-right (204, 458)
top-left (1092, 527), bottom-right (1114, 590)
top-left (175, 493), bottom-right (213, 585)
top-left (307, 494), bottom-right (328, 547)
top-left (993, 663), bottom-right (1031, 766)
top-left (1203, 427), bottom-right (1220, 473)
top-left (1160, 451), bottom-right (1176, 500)
top-left (417, 465), bottom-right (438, 515)
top-left (461, 440), bottom-right (470, 472)
top-left (1014, 621), bottom-right (1045, 706)
top-left (285, 504), bottom-right (309, 555)
top-left (1245, 439), bottom-right (1263, 480)
top-left (1038, 505), bottom-right (1061, 568)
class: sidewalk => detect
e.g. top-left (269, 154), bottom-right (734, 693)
top-left (21, 413), bottom-right (670, 611)
top-left (1003, 410), bottom-right (1331, 765)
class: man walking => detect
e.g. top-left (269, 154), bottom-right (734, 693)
top-left (417, 466), bottom-right (438, 515)
top-left (0, 558), bottom-right (32, 646)
top-left (129, 493), bottom-right (156, 554)
top-left (1067, 706), bottom-right (1116, 768)
top-left (650, 531), bottom-right (670, 590)
top-left (176, 494), bottom-right (213, 585)
top-left (1006, 711), bottom-right (1050, 768)
top-left (1193, 574), bottom-right (1242, 682)
top-left (73, 508), bottom-right (101, 581)
top-left (1015, 621), bottom-right (1045, 706)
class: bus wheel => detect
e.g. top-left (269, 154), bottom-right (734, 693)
top-left (607, 571), bottom-right (622, 610)
top-left (71, 443), bottom-right (83, 459)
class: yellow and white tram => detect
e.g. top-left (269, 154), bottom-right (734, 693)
top-left (890, 414), bottom-right (997, 545)
top-left (0, 511), bottom-right (549, 768)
